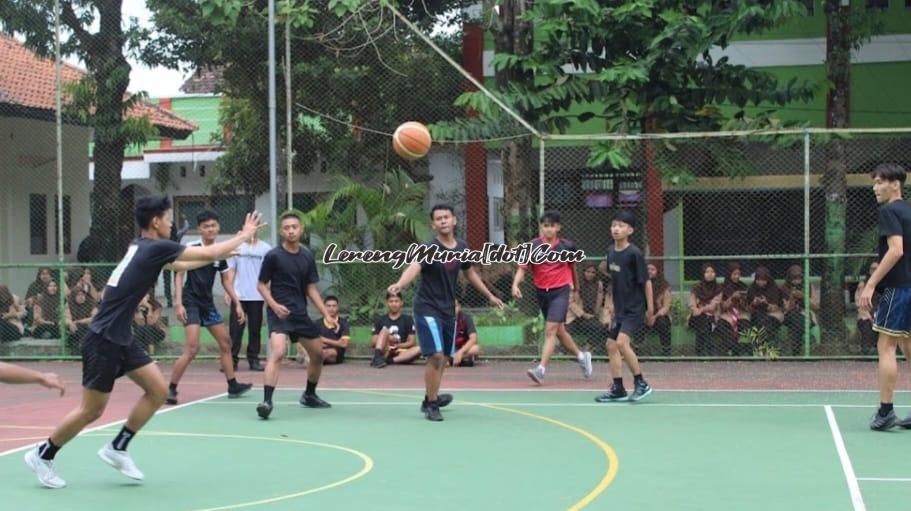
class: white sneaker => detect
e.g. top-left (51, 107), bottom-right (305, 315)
top-left (24, 447), bottom-right (66, 489)
top-left (527, 366), bottom-right (545, 384)
top-left (579, 351), bottom-right (593, 379)
top-left (98, 443), bottom-right (144, 481)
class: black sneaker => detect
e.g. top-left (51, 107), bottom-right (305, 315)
top-left (371, 356), bottom-right (388, 369)
top-left (228, 382), bottom-right (253, 399)
top-left (898, 412), bottom-right (911, 429)
top-left (256, 402), bottom-right (273, 419)
top-left (870, 410), bottom-right (897, 431)
top-left (166, 388), bottom-right (178, 405)
top-left (595, 385), bottom-right (628, 403)
top-left (421, 393), bottom-right (453, 413)
top-left (300, 393), bottom-right (331, 408)
top-left (458, 357), bottom-right (475, 367)
top-left (629, 380), bottom-right (653, 403)
top-left (424, 402), bottom-right (443, 422)
top-left (248, 360), bottom-right (264, 372)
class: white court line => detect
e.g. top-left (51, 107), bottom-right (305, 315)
top-left (856, 478), bottom-right (911, 482)
top-left (199, 400), bottom-right (875, 409)
top-left (825, 405), bottom-right (866, 511)
top-left (306, 387), bottom-right (910, 393)
top-left (0, 392), bottom-right (227, 458)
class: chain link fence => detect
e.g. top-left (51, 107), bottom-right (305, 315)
top-left (0, 3), bottom-right (907, 361)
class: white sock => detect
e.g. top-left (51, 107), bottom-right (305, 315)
top-left (537, 364), bottom-right (545, 373)
top-left (576, 352), bottom-right (585, 361)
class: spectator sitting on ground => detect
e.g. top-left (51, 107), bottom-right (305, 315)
top-left (567, 262), bottom-right (605, 346)
top-left (717, 262), bottom-right (750, 355)
top-left (451, 301), bottom-right (480, 367)
top-left (0, 285), bottom-right (25, 342)
top-left (67, 267), bottom-right (102, 302)
top-left (133, 288), bottom-right (166, 354)
top-left (645, 262), bottom-right (673, 356)
top-left (65, 288), bottom-right (96, 352)
top-left (689, 263), bottom-right (722, 356)
top-left (781, 264), bottom-right (819, 356)
top-left (370, 291), bottom-right (420, 368)
top-left (32, 281), bottom-right (62, 339)
top-left (318, 296), bottom-right (350, 365)
top-left (747, 265), bottom-right (784, 345)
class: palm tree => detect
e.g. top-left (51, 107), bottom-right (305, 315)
top-left (300, 169), bottom-right (429, 322)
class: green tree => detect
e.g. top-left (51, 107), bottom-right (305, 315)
top-left (147, 0), bottom-right (466, 201)
top-left (820, 0), bottom-right (883, 349)
top-left (300, 168), bottom-right (430, 322)
top-left (437, 0), bottom-right (818, 248)
top-left (0, 1), bottom-right (162, 261)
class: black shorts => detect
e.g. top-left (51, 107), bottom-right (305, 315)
top-left (266, 310), bottom-right (320, 341)
top-left (184, 303), bottom-right (223, 327)
top-left (81, 332), bottom-right (153, 393)
top-left (606, 314), bottom-right (644, 341)
top-left (324, 346), bottom-right (346, 364)
top-left (536, 285), bottom-right (571, 323)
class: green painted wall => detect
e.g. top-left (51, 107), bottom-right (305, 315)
top-left (161, 96), bottom-right (222, 148)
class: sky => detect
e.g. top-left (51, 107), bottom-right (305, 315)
top-left (122, 0), bottom-right (188, 98)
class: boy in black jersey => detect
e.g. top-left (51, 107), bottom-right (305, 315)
top-left (255, 212), bottom-right (334, 419)
top-left (595, 210), bottom-right (654, 403)
top-left (858, 163), bottom-right (911, 431)
top-left (318, 296), bottom-right (350, 364)
top-left (370, 291), bottom-right (419, 368)
top-left (166, 210), bottom-right (252, 404)
top-left (25, 196), bottom-right (262, 488)
top-left (388, 204), bottom-right (503, 421)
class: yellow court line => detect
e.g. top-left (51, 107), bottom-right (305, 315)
top-left (85, 431), bottom-right (374, 511)
top-left (353, 389), bottom-right (618, 510)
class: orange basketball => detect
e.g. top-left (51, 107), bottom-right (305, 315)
top-left (392, 122), bottom-right (432, 160)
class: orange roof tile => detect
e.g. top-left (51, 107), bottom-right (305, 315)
top-left (0, 33), bottom-right (196, 138)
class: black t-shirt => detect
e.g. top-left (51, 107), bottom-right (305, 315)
top-left (413, 238), bottom-right (472, 320)
top-left (877, 200), bottom-right (911, 289)
top-left (181, 241), bottom-right (229, 307)
top-left (455, 312), bottom-right (477, 348)
top-left (318, 316), bottom-right (350, 341)
top-left (372, 313), bottom-right (415, 344)
top-left (608, 243), bottom-right (648, 319)
top-left (91, 237), bottom-right (185, 345)
top-left (258, 245), bottom-right (320, 320)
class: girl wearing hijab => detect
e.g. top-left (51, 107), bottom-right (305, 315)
top-left (718, 262), bottom-right (750, 355)
top-left (781, 264), bottom-right (818, 356)
top-left (689, 263), bottom-right (722, 356)
top-left (645, 262), bottom-right (673, 356)
top-left (747, 266), bottom-right (784, 347)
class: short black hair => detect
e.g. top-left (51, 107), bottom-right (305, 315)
top-left (871, 162), bottom-right (907, 185)
top-left (280, 211), bottom-right (301, 224)
top-left (540, 211), bottom-right (561, 224)
top-left (612, 210), bottom-right (637, 229)
top-left (386, 291), bottom-right (403, 300)
top-left (196, 209), bottom-right (219, 225)
top-left (135, 195), bottom-right (172, 230)
top-left (324, 295), bottom-right (339, 304)
top-left (430, 203), bottom-right (455, 219)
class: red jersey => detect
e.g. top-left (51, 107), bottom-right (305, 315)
top-left (519, 237), bottom-right (577, 290)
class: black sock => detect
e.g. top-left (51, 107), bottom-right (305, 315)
top-left (612, 377), bottom-right (624, 389)
top-left (38, 438), bottom-right (60, 460)
top-left (112, 426), bottom-right (136, 452)
top-left (305, 380), bottom-right (317, 396)
top-left (169, 382), bottom-right (177, 392)
top-left (879, 402), bottom-right (894, 417)
top-left (227, 378), bottom-right (237, 387)
top-left (423, 394), bottom-right (429, 404)
top-left (634, 373), bottom-right (644, 384)
top-left (264, 385), bottom-right (275, 404)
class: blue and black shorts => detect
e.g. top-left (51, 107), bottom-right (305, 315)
top-left (873, 287), bottom-right (911, 338)
top-left (415, 315), bottom-right (457, 357)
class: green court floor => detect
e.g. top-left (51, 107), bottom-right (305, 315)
top-left (3, 389), bottom-right (909, 510)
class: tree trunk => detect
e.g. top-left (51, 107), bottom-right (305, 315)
top-left (77, 2), bottom-right (133, 264)
top-left (493, 0), bottom-right (536, 245)
top-left (821, 0), bottom-right (850, 350)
